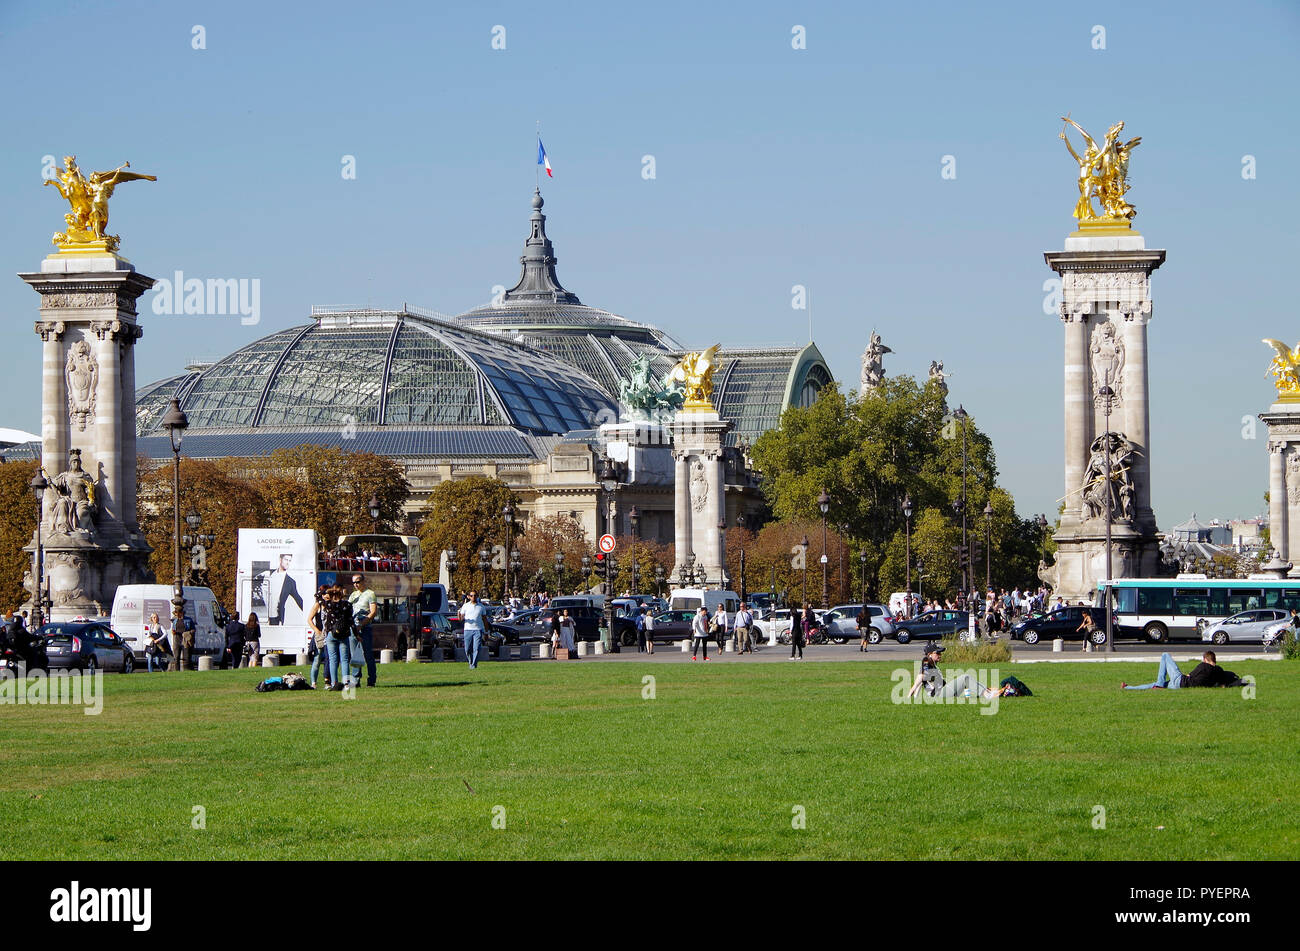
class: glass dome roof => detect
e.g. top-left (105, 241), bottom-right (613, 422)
top-left (136, 310), bottom-right (615, 439)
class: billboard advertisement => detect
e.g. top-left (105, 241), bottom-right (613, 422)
top-left (235, 528), bottom-right (318, 654)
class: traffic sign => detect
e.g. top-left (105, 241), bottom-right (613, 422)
top-left (599, 534), bottom-right (616, 553)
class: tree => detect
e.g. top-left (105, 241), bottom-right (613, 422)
top-left (260, 446), bottom-right (409, 544)
top-left (515, 513), bottom-right (592, 596)
top-left (137, 458), bottom-right (268, 611)
top-left (751, 377), bottom-right (1034, 601)
top-left (0, 460), bottom-right (39, 611)
top-left (418, 476), bottom-right (519, 598)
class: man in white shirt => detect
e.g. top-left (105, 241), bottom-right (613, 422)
top-left (734, 602), bottom-right (755, 654)
top-left (458, 591), bottom-right (488, 669)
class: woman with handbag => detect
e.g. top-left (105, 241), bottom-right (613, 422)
top-left (144, 612), bottom-right (170, 673)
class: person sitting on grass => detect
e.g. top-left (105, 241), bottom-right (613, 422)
top-left (1122, 650), bottom-right (1243, 690)
top-left (906, 642), bottom-right (1001, 700)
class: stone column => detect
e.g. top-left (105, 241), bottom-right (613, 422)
top-left (1120, 302), bottom-right (1154, 528)
top-left (37, 321), bottom-right (68, 491)
top-left (707, 448), bottom-right (726, 582)
top-left (93, 320), bottom-right (123, 533)
top-left (1269, 441), bottom-right (1288, 560)
top-left (1062, 305), bottom-right (1090, 519)
top-left (673, 450), bottom-right (691, 574)
top-left (119, 325), bottom-right (142, 530)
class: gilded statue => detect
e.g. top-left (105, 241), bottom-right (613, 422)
top-left (1263, 338), bottom-right (1300, 397)
top-left (44, 155), bottom-right (156, 252)
top-left (1059, 117), bottom-right (1141, 222)
top-left (669, 344), bottom-right (721, 411)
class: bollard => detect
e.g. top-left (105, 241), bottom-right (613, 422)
top-left (295, 652), bottom-right (310, 667)
top-left (380, 649), bottom-right (394, 664)
top-left (197, 655), bottom-right (213, 671)
top-left (593, 641), bottom-right (605, 655)
top-left (497, 644), bottom-right (511, 661)
top-left (517, 644), bottom-right (531, 661)
top-left (1052, 638), bottom-right (1064, 652)
top-left (406, 648), bottom-right (420, 663)
top-left (537, 642), bottom-right (552, 659)
top-left (725, 638), bottom-right (736, 653)
top-left (577, 640), bottom-right (590, 657)
top-left (454, 647), bottom-right (467, 662)
top-left (262, 654), bottom-right (280, 667)
top-left (680, 638), bottom-right (691, 652)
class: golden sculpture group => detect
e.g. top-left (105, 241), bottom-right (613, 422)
top-left (1059, 116), bottom-right (1141, 224)
top-left (669, 344), bottom-right (721, 411)
top-left (44, 155), bottom-right (156, 253)
top-left (1263, 339), bottom-right (1300, 400)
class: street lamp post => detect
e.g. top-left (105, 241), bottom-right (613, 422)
top-left (629, 506), bottom-right (640, 595)
top-left (916, 557), bottom-right (925, 608)
top-left (983, 500), bottom-right (994, 592)
top-left (954, 405), bottom-right (969, 594)
top-left (478, 547), bottom-right (490, 594)
top-left (161, 399), bottom-right (189, 671)
top-left (817, 489), bottom-right (830, 609)
top-left (736, 513), bottom-right (747, 603)
top-left (503, 503), bottom-right (515, 601)
top-left (580, 553), bottom-right (590, 591)
top-left (859, 548), bottom-right (868, 622)
top-left (599, 459), bottom-right (620, 651)
top-left (799, 535), bottom-right (809, 606)
top-left (654, 564), bottom-right (665, 597)
top-left (902, 493), bottom-right (913, 616)
top-left (446, 547), bottom-right (458, 600)
top-left (554, 551), bottom-right (565, 596)
top-left (509, 548), bottom-right (521, 601)
top-left (29, 471), bottom-right (48, 627)
top-left (181, 508), bottom-right (214, 587)
top-left (368, 493), bottom-right (380, 534)
top-left (1099, 383), bottom-right (1116, 653)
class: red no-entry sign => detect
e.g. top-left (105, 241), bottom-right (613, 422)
top-left (599, 534), bottom-right (615, 553)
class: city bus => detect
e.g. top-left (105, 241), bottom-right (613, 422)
top-left (236, 529), bottom-right (422, 656)
top-left (1094, 576), bottom-right (1300, 643)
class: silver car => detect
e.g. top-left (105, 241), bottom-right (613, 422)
top-left (823, 604), bottom-right (896, 644)
top-left (1201, 609), bottom-right (1288, 645)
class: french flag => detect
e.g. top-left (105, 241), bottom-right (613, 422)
top-left (537, 137), bottom-right (553, 177)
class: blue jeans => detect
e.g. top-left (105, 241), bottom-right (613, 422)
top-left (147, 653), bottom-right (165, 672)
top-left (464, 628), bottom-right (483, 668)
top-left (1125, 652), bottom-right (1184, 689)
top-left (310, 642), bottom-right (329, 685)
top-left (327, 634), bottom-right (353, 687)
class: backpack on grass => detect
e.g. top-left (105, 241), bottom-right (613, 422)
top-left (255, 677), bottom-right (285, 693)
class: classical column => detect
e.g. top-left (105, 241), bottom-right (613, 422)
top-left (707, 448), bottom-right (726, 581)
top-left (1062, 305), bottom-right (1091, 518)
top-left (673, 450), bottom-right (690, 573)
top-left (119, 324), bottom-right (142, 530)
top-left (1269, 442), bottom-right (1287, 560)
top-left (93, 320), bottom-right (123, 531)
top-left (37, 321), bottom-right (67, 487)
top-left (1120, 302), bottom-right (1154, 527)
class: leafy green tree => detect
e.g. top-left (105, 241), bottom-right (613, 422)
top-left (418, 476), bottom-right (519, 599)
top-left (0, 460), bottom-right (39, 611)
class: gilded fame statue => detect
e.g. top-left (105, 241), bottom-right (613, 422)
top-left (44, 155), bottom-right (156, 252)
top-left (669, 344), bottom-right (721, 411)
top-left (1264, 338), bottom-right (1300, 399)
top-left (1059, 116), bottom-right (1141, 223)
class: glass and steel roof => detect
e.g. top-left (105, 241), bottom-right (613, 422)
top-left (136, 310), bottom-right (615, 443)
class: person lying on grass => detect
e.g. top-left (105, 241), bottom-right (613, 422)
top-left (1122, 650), bottom-right (1244, 690)
top-left (906, 642), bottom-right (1002, 700)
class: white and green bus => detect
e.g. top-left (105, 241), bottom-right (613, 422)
top-left (1095, 576), bottom-right (1300, 643)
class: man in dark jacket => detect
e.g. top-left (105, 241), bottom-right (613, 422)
top-left (223, 616), bottom-right (246, 669)
top-left (1123, 650), bottom-right (1243, 690)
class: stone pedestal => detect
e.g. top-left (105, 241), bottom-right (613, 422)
top-left (1044, 228), bottom-right (1165, 602)
top-left (19, 252), bottom-right (154, 621)
top-left (1259, 402), bottom-right (1300, 575)
top-left (670, 410), bottom-right (733, 586)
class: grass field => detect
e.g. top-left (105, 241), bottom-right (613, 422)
top-left (2, 658), bottom-right (1296, 860)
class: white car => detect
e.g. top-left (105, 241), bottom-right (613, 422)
top-left (754, 608), bottom-right (794, 643)
top-left (1201, 608), bottom-right (1289, 645)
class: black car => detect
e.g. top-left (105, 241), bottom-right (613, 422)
top-left (645, 610), bottom-right (696, 643)
top-left (1008, 606), bottom-right (1127, 645)
top-left (40, 622), bottom-right (136, 672)
top-left (891, 610), bottom-right (969, 644)
top-left (534, 606), bottom-right (603, 642)
top-left (491, 609), bottom-right (544, 644)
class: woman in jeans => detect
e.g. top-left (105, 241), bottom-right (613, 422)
top-left (322, 587), bottom-right (356, 691)
top-left (144, 612), bottom-right (170, 672)
top-left (243, 613), bottom-right (262, 668)
top-left (306, 593), bottom-right (332, 688)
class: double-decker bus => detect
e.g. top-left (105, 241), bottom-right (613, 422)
top-left (1095, 576), bottom-right (1300, 643)
top-left (236, 529), bottom-right (422, 656)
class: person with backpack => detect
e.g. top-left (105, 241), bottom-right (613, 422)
top-left (322, 586), bottom-right (357, 690)
top-left (223, 614), bottom-right (246, 670)
top-left (634, 607), bottom-right (647, 653)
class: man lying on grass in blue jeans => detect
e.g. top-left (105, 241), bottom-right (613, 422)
top-left (1122, 650), bottom-right (1244, 690)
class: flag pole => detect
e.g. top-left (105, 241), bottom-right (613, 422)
top-left (536, 120), bottom-right (540, 189)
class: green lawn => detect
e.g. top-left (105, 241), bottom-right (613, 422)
top-left (1, 659), bottom-right (1295, 860)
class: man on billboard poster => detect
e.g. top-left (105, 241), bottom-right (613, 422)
top-left (259, 553), bottom-right (305, 626)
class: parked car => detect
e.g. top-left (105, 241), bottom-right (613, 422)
top-left (822, 603), bottom-right (898, 644)
top-left (890, 610), bottom-right (968, 645)
top-left (645, 610), bottom-right (696, 643)
top-left (1007, 606), bottom-right (1117, 645)
top-left (1201, 608), bottom-right (1290, 645)
top-left (534, 605), bottom-right (603, 642)
top-left (491, 608), bottom-right (543, 644)
top-left (39, 621), bottom-right (136, 673)
top-left (754, 608), bottom-right (793, 643)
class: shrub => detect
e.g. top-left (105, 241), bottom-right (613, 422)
top-left (1281, 630), bottom-right (1300, 661)
top-left (938, 634), bottom-right (1014, 665)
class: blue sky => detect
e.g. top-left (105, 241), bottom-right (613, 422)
top-left (2, 0), bottom-right (1297, 529)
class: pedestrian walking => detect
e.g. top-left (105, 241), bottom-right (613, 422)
top-left (243, 613), bottom-right (262, 668)
top-left (348, 573), bottom-right (378, 686)
top-left (143, 612), bottom-right (170, 672)
top-left (711, 603), bottom-right (730, 651)
top-left (643, 608), bottom-right (656, 654)
top-left (459, 591), bottom-right (487, 669)
top-left (223, 614), bottom-right (246, 669)
top-left (735, 602), bottom-right (755, 654)
top-left (322, 586), bottom-right (357, 690)
top-left (790, 603), bottom-right (808, 660)
top-left (691, 606), bottom-right (711, 661)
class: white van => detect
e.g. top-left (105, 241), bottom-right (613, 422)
top-left (668, 588), bottom-right (740, 624)
top-left (110, 585), bottom-right (225, 662)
